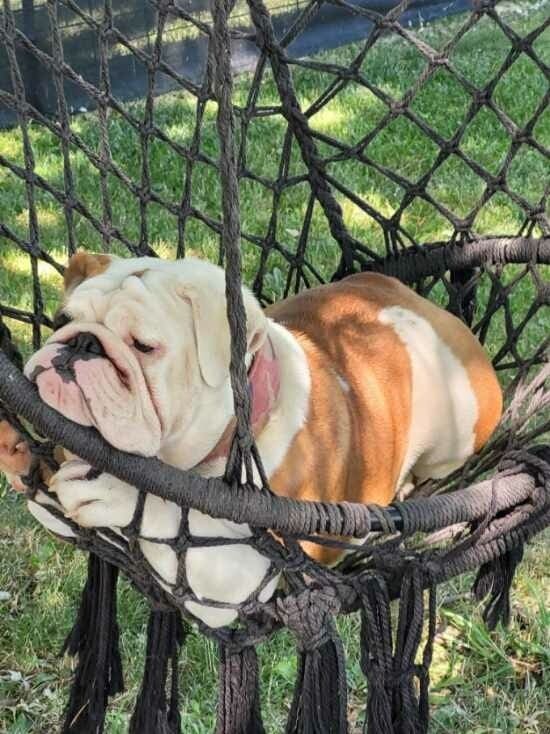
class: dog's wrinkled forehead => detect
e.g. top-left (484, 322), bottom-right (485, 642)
top-left (62, 254), bottom-right (172, 322)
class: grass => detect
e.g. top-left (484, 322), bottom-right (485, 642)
top-left (1, 482), bottom-right (548, 733)
top-left (0, 1), bottom-right (549, 732)
top-left (0, 2), bottom-right (548, 303)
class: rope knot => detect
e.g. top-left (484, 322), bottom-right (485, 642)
top-left (475, 88), bottom-right (491, 105)
top-left (276, 587), bottom-right (341, 650)
top-left (367, 663), bottom-right (425, 691)
top-left (389, 100), bottom-right (406, 116)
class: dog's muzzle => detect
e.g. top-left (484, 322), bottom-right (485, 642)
top-left (47, 331), bottom-right (108, 384)
top-left (25, 323), bottom-right (162, 456)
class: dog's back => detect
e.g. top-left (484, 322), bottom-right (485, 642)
top-left (267, 272), bottom-right (502, 534)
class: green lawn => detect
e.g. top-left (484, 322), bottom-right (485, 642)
top-left (0, 1), bottom-right (549, 732)
top-left (1, 483), bottom-right (548, 734)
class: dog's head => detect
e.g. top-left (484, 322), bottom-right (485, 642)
top-left (24, 253), bottom-right (267, 465)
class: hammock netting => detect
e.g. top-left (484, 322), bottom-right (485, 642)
top-left (0, 0), bottom-right (548, 731)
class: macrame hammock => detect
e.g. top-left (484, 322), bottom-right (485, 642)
top-left (0, 0), bottom-right (548, 732)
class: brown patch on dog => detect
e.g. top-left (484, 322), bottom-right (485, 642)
top-left (0, 420), bottom-right (32, 478)
top-left (267, 272), bottom-right (502, 564)
top-left (267, 276), bottom-right (413, 564)
top-left (346, 273), bottom-right (502, 452)
top-left (64, 251), bottom-right (112, 295)
top-left (0, 421), bottom-right (69, 492)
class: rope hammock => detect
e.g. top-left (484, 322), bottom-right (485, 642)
top-left (0, 0), bottom-right (548, 732)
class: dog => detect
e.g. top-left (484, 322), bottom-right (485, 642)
top-left (0, 252), bottom-right (502, 626)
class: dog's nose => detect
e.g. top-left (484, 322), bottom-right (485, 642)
top-left (66, 332), bottom-right (106, 358)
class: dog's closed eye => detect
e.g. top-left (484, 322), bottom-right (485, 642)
top-left (52, 310), bottom-right (73, 331)
top-left (132, 338), bottom-right (155, 354)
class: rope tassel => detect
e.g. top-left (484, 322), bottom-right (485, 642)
top-left (392, 566), bottom-right (436, 734)
top-left (358, 566), bottom-right (436, 734)
top-left (129, 610), bottom-right (187, 734)
top-left (280, 589), bottom-right (348, 734)
top-left (285, 627), bottom-right (348, 734)
top-left (61, 554), bottom-right (124, 734)
top-left (473, 545), bottom-right (524, 629)
top-left (359, 576), bottom-right (394, 734)
top-left (216, 643), bottom-right (265, 734)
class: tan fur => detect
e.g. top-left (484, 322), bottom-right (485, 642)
top-left (267, 272), bottom-right (502, 563)
top-left (63, 252), bottom-right (112, 295)
top-left (0, 420), bottom-right (32, 477)
top-left (0, 420), bottom-right (57, 491)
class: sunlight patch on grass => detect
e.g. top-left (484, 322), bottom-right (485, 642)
top-left (473, 193), bottom-right (530, 237)
top-left (401, 199), bottom-right (454, 243)
top-left (310, 106), bottom-right (347, 133)
top-left (0, 133), bottom-right (23, 160)
top-left (340, 192), bottom-right (393, 249)
top-left (14, 208), bottom-right (63, 236)
top-left (33, 154), bottom-right (65, 183)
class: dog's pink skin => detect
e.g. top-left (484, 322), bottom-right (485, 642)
top-left (36, 368), bottom-right (94, 427)
top-left (248, 340), bottom-right (280, 427)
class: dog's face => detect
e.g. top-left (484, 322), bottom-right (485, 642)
top-left (24, 253), bottom-right (266, 465)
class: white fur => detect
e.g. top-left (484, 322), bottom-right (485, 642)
top-left (165, 320), bottom-right (309, 627)
top-left (139, 494), bottom-right (182, 585)
top-left (27, 491), bottom-right (76, 538)
top-left (49, 466), bottom-right (185, 591)
top-left (175, 319), bottom-right (309, 626)
top-left (26, 257), bottom-right (313, 628)
top-left (184, 574), bottom-right (279, 628)
top-left (40, 462), bottom-right (278, 628)
top-left (185, 544), bottom-right (271, 609)
top-left (378, 306), bottom-right (478, 490)
top-left (199, 320), bottom-right (310, 480)
top-left (188, 508), bottom-right (252, 538)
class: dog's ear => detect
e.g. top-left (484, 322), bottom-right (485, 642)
top-left (179, 281), bottom-right (267, 388)
top-left (64, 251), bottom-right (112, 295)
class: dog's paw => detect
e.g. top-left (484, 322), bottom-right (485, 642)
top-left (27, 490), bottom-right (76, 538)
top-left (50, 460), bottom-right (138, 528)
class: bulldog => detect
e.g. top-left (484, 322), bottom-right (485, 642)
top-left (0, 252), bottom-right (502, 626)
